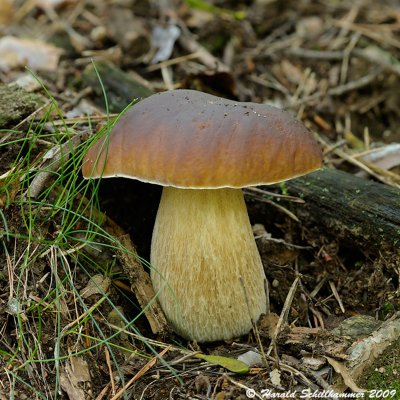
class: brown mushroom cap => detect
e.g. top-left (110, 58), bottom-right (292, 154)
top-left (82, 89), bottom-right (322, 188)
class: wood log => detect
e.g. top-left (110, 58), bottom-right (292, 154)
top-left (82, 61), bottom-right (153, 112)
top-left (272, 168), bottom-right (400, 255)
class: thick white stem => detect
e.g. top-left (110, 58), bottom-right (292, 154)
top-left (150, 187), bottom-right (267, 342)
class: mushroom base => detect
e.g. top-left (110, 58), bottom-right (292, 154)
top-left (150, 187), bottom-right (267, 342)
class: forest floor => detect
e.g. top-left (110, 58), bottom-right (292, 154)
top-left (0, 0), bottom-right (400, 399)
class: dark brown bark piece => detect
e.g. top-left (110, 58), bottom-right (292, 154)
top-left (280, 168), bottom-right (400, 254)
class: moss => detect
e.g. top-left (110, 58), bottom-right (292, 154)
top-left (361, 337), bottom-right (400, 399)
top-left (380, 302), bottom-right (395, 319)
top-left (365, 366), bottom-right (400, 399)
top-left (0, 84), bottom-right (42, 128)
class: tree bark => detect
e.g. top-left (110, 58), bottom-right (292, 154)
top-left (82, 61), bottom-right (153, 113)
top-left (276, 168), bottom-right (400, 255)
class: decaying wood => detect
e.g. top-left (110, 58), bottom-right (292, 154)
top-left (96, 211), bottom-right (169, 336)
top-left (82, 61), bottom-right (154, 112)
top-left (275, 168), bottom-right (400, 255)
top-left (115, 234), bottom-right (169, 336)
top-left (75, 191), bottom-right (169, 336)
top-left (346, 313), bottom-right (400, 382)
top-left (284, 326), bottom-right (322, 344)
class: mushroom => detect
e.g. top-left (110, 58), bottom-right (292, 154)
top-left (82, 89), bottom-right (322, 342)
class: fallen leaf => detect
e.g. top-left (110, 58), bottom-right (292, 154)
top-left (195, 354), bottom-right (250, 374)
top-left (326, 356), bottom-right (365, 393)
top-left (237, 350), bottom-right (263, 367)
top-left (13, 73), bottom-right (42, 92)
top-left (270, 368), bottom-right (282, 387)
top-left (81, 274), bottom-right (111, 299)
top-left (0, 36), bottom-right (63, 72)
top-left (301, 356), bottom-right (326, 371)
top-left (0, 173), bottom-right (20, 207)
top-left (281, 59), bottom-right (304, 85)
top-left (360, 143), bottom-right (400, 171)
top-left (258, 313), bottom-right (280, 339)
top-left (60, 357), bottom-right (91, 400)
top-left (69, 357), bottom-right (91, 382)
top-left (65, 99), bottom-right (102, 119)
top-left (360, 46), bottom-right (400, 75)
top-left (151, 23), bottom-right (180, 64)
top-left (296, 16), bottom-right (324, 39)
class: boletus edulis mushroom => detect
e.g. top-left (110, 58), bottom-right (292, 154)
top-left (82, 89), bottom-right (322, 342)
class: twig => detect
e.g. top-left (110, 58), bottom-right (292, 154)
top-left (334, 19), bottom-right (400, 49)
top-left (309, 277), bottom-right (328, 298)
top-left (268, 277), bottom-right (300, 356)
top-left (177, 20), bottom-right (229, 72)
top-left (223, 375), bottom-right (264, 400)
top-left (328, 281), bottom-right (345, 314)
top-left (50, 114), bottom-right (118, 126)
top-left (245, 192), bottom-right (300, 222)
top-left (316, 135), bottom-right (400, 188)
top-left (146, 52), bottom-right (202, 72)
top-left (309, 306), bottom-right (325, 329)
top-left (287, 47), bottom-right (400, 76)
top-left (104, 347), bottom-right (116, 396)
top-left (340, 32), bottom-right (361, 85)
top-left (115, 234), bottom-right (169, 335)
top-left (293, 67), bottom-right (384, 106)
top-left (27, 134), bottom-right (83, 198)
top-left (110, 346), bottom-right (171, 400)
top-left (248, 74), bottom-right (290, 95)
top-left (255, 235), bottom-right (312, 250)
top-left (244, 187), bottom-right (305, 203)
top-left (334, 147), bottom-right (400, 188)
top-left (286, 48), bottom-right (349, 60)
top-left (94, 382), bottom-right (113, 400)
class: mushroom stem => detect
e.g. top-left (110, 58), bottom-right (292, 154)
top-left (150, 187), bottom-right (267, 342)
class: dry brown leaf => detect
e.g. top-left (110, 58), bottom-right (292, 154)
top-left (60, 357), bottom-right (91, 400)
top-left (326, 356), bottom-right (366, 393)
top-left (0, 174), bottom-right (19, 207)
top-left (296, 16), bottom-right (324, 39)
top-left (80, 274), bottom-right (111, 299)
top-left (302, 356), bottom-right (326, 371)
top-left (281, 59), bottom-right (304, 85)
top-left (270, 368), bottom-right (282, 387)
top-left (0, 36), bottom-right (63, 72)
top-left (259, 312), bottom-right (280, 338)
top-left (0, 0), bottom-right (14, 26)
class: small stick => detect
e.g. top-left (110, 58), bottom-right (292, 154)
top-left (177, 21), bottom-right (229, 72)
top-left (104, 347), bottom-right (116, 396)
top-left (328, 280), bottom-right (345, 314)
top-left (28, 134), bottom-right (83, 198)
top-left (293, 67), bottom-right (384, 106)
top-left (146, 52), bottom-right (202, 72)
top-left (115, 234), bottom-right (169, 335)
top-left (109, 346), bottom-right (171, 400)
top-left (268, 277), bottom-right (300, 357)
top-left (245, 187), bottom-right (305, 203)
